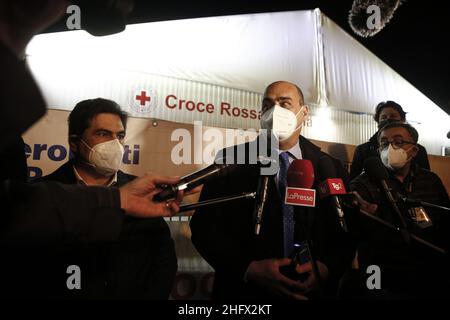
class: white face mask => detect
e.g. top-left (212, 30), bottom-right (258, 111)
top-left (80, 139), bottom-right (124, 176)
top-left (260, 105), bottom-right (304, 141)
top-left (380, 144), bottom-right (413, 170)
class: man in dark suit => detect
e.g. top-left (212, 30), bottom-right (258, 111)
top-left (38, 98), bottom-right (177, 299)
top-left (190, 81), bottom-right (355, 300)
top-left (348, 122), bottom-right (449, 299)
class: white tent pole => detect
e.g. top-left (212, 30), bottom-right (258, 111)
top-left (313, 8), bottom-right (328, 107)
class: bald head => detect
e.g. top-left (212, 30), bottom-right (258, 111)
top-left (262, 81), bottom-right (305, 115)
top-left (264, 81), bottom-right (304, 106)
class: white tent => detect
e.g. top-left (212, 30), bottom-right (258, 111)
top-left (26, 9), bottom-right (449, 155)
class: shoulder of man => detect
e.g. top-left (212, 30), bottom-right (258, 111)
top-left (414, 167), bottom-right (446, 187)
top-left (35, 161), bottom-right (75, 184)
top-left (117, 170), bottom-right (137, 186)
top-left (356, 141), bottom-right (373, 152)
top-left (299, 136), bottom-right (348, 178)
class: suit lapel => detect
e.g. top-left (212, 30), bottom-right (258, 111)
top-left (47, 161), bottom-right (77, 184)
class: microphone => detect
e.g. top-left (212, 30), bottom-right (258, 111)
top-left (348, 0), bottom-right (402, 38)
top-left (364, 157), bottom-right (410, 243)
top-left (285, 159), bottom-right (316, 207)
top-left (317, 156), bottom-right (348, 232)
top-left (254, 130), bottom-right (274, 235)
top-left (253, 176), bottom-right (270, 235)
top-left (397, 194), bottom-right (450, 213)
top-left (154, 161), bottom-right (238, 202)
top-left (283, 159), bottom-right (323, 291)
top-left (72, 0), bottom-right (133, 36)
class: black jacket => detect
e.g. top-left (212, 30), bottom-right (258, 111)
top-left (190, 136), bottom-right (355, 299)
top-left (0, 41), bottom-right (129, 298)
top-left (350, 132), bottom-right (430, 181)
top-left (37, 161), bottom-right (177, 299)
top-left (0, 137), bottom-right (28, 182)
top-left (348, 166), bottom-right (450, 298)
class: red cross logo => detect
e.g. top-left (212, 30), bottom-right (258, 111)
top-left (135, 91), bottom-right (151, 106)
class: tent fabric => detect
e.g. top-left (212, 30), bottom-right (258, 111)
top-left (25, 9), bottom-right (449, 154)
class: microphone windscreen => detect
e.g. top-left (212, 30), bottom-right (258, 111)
top-left (72, 0), bottom-right (134, 36)
top-left (317, 156), bottom-right (339, 181)
top-left (364, 156), bottom-right (389, 181)
top-left (348, 0), bottom-right (402, 38)
top-left (287, 159), bottom-right (315, 189)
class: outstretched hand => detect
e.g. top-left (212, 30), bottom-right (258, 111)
top-left (119, 173), bottom-right (186, 218)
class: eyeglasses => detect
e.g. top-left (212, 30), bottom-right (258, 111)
top-left (379, 139), bottom-right (416, 149)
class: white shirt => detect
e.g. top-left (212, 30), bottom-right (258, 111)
top-left (275, 142), bottom-right (303, 188)
top-left (73, 165), bottom-right (118, 187)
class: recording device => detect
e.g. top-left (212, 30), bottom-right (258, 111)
top-left (279, 241), bottom-right (312, 282)
top-left (317, 156), bottom-right (348, 231)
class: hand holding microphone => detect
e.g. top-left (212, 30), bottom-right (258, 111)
top-left (119, 174), bottom-right (185, 218)
top-left (153, 161), bottom-right (235, 202)
top-left (351, 191), bottom-right (378, 215)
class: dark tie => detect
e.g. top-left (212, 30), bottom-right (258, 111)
top-left (279, 152), bottom-right (295, 257)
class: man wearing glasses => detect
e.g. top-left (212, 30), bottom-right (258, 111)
top-left (349, 101), bottom-right (430, 181)
top-left (346, 122), bottom-right (450, 299)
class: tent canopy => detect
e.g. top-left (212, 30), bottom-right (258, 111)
top-left (26, 9), bottom-right (449, 154)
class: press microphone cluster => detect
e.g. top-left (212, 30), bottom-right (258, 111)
top-left (254, 159), bottom-right (316, 235)
top-left (364, 157), bottom-right (410, 243)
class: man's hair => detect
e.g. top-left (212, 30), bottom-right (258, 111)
top-left (265, 81), bottom-right (305, 105)
top-left (377, 121), bottom-right (419, 144)
top-left (68, 98), bottom-right (128, 137)
top-left (373, 100), bottom-right (406, 123)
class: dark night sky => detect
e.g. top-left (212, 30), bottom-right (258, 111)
top-left (45, 0), bottom-right (450, 115)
